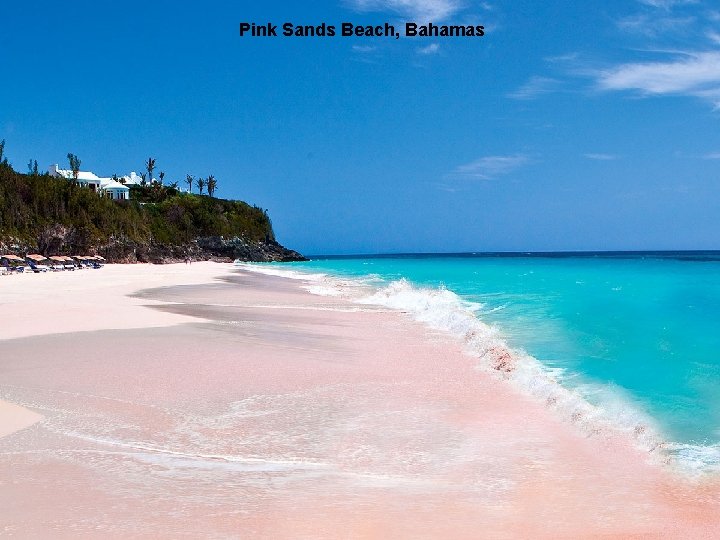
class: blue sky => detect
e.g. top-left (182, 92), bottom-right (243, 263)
top-left (2, 0), bottom-right (720, 254)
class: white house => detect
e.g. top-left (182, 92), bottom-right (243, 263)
top-left (48, 164), bottom-right (155, 200)
top-left (102, 180), bottom-right (131, 200)
top-left (120, 171), bottom-right (146, 186)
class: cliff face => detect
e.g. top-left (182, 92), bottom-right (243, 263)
top-left (97, 234), bottom-right (306, 264)
top-left (195, 236), bottom-right (305, 262)
top-left (0, 167), bottom-right (307, 263)
top-left (1, 226), bottom-right (306, 264)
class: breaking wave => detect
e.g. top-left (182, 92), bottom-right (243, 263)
top-left (238, 264), bottom-right (720, 475)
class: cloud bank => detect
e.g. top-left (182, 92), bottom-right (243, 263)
top-left (453, 154), bottom-right (529, 180)
top-left (346, 0), bottom-right (462, 22)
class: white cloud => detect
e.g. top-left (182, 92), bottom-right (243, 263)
top-left (637, 0), bottom-right (698, 9)
top-left (433, 182), bottom-right (462, 192)
top-left (453, 154), bottom-right (528, 180)
top-left (584, 153), bottom-right (619, 160)
top-left (597, 51), bottom-right (720, 106)
top-left (545, 52), bottom-right (579, 63)
top-left (346, 0), bottom-right (462, 22)
top-left (706, 30), bottom-right (720, 44)
top-left (352, 45), bottom-right (377, 53)
top-left (703, 152), bottom-right (720, 159)
top-left (616, 14), bottom-right (695, 37)
top-left (417, 43), bottom-right (440, 55)
top-left (521, 1), bottom-right (720, 111)
top-left (507, 76), bottom-right (561, 100)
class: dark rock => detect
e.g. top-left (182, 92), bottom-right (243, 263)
top-left (1, 232), bottom-right (306, 264)
top-left (195, 236), bottom-right (307, 263)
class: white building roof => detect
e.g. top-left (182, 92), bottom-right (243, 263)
top-left (52, 167), bottom-right (102, 181)
top-left (102, 180), bottom-right (130, 190)
top-left (49, 165), bottom-right (156, 184)
top-left (119, 172), bottom-right (148, 185)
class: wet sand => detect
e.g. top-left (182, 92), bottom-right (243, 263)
top-left (0, 400), bottom-right (42, 439)
top-left (1, 263), bottom-right (719, 538)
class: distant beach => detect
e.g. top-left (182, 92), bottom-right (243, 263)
top-left (1, 261), bottom-right (719, 537)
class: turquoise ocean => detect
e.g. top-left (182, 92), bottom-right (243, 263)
top-left (258, 252), bottom-right (720, 473)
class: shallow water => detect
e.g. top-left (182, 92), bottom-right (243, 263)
top-left (265, 253), bottom-right (720, 471)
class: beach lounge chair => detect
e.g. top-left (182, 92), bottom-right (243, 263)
top-left (48, 256), bottom-right (67, 271)
top-left (26, 254), bottom-right (50, 272)
top-left (70, 256), bottom-right (85, 269)
top-left (1, 255), bottom-right (27, 274)
top-left (60, 256), bottom-right (76, 271)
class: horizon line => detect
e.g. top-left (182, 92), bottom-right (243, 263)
top-left (304, 249), bottom-right (720, 259)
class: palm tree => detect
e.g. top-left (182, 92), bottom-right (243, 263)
top-left (140, 173), bottom-right (147, 187)
top-left (0, 140), bottom-right (12, 169)
top-left (0, 139), bottom-right (8, 168)
top-left (197, 177), bottom-right (205, 195)
top-left (67, 153), bottom-right (81, 184)
top-left (186, 174), bottom-right (194, 193)
top-left (146, 157), bottom-right (156, 183)
top-left (159, 171), bottom-right (165, 184)
top-left (206, 175), bottom-right (217, 197)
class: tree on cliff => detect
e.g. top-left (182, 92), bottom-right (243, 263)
top-left (0, 165), bottom-right (280, 258)
top-left (186, 174), bottom-right (194, 193)
top-left (197, 177), bottom-right (205, 195)
top-left (0, 139), bottom-right (11, 170)
top-left (207, 175), bottom-right (217, 197)
top-left (146, 157), bottom-right (156, 183)
top-left (27, 159), bottom-right (39, 176)
top-left (67, 153), bottom-right (81, 184)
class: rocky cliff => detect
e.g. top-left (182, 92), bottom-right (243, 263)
top-left (0, 167), bottom-right (306, 264)
top-left (1, 227), bottom-right (306, 264)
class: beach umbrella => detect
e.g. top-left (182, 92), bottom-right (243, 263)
top-left (1, 254), bottom-right (24, 262)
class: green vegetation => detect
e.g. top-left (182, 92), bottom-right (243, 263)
top-left (27, 159), bottom-right (39, 176)
top-left (66, 153), bottom-right (81, 182)
top-left (207, 175), bottom-right (217, 197)
top-left (0, 140), bottom-right (8, 167)
top-left (146, 156), bottom-right (156, 183)
top-left (0, 163), bottom-right (274, 253)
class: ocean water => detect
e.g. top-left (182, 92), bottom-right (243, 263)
top-left (252, 253), bottom-right (720, 472)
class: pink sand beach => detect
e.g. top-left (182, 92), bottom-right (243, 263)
top-left (1, 262), bottom-right (719, 538)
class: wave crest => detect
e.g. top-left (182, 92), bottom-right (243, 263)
top-left (360, 280), bottom-right (670, 461)
top-left (239, 264), bottom-right (720, 475)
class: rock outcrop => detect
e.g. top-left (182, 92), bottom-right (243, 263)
top-left (0, 167), bottom-right (307, 264)
top-left (1, 229), bottom-right (306, 264)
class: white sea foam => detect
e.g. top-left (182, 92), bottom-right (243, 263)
top-left (665, 442), bottom-right (720, 474)
top-left (238, 264), bottom-right (720, 475)
top-left (358, 280), bottom-right (668, 450)
top-left (234, 262), bottom-right (329, 283)
top-left (235, 262), bottom-right (373, 299)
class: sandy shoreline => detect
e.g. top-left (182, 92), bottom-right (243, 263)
top-left (0, 263), bottom-right (229, 443)
top-left (0, 262), bottom-right (230, 341)
top-left (1, 262), bottom-right (719, 538)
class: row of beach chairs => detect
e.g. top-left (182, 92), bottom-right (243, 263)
top-left (0, 255), bottom-right (106, 275)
